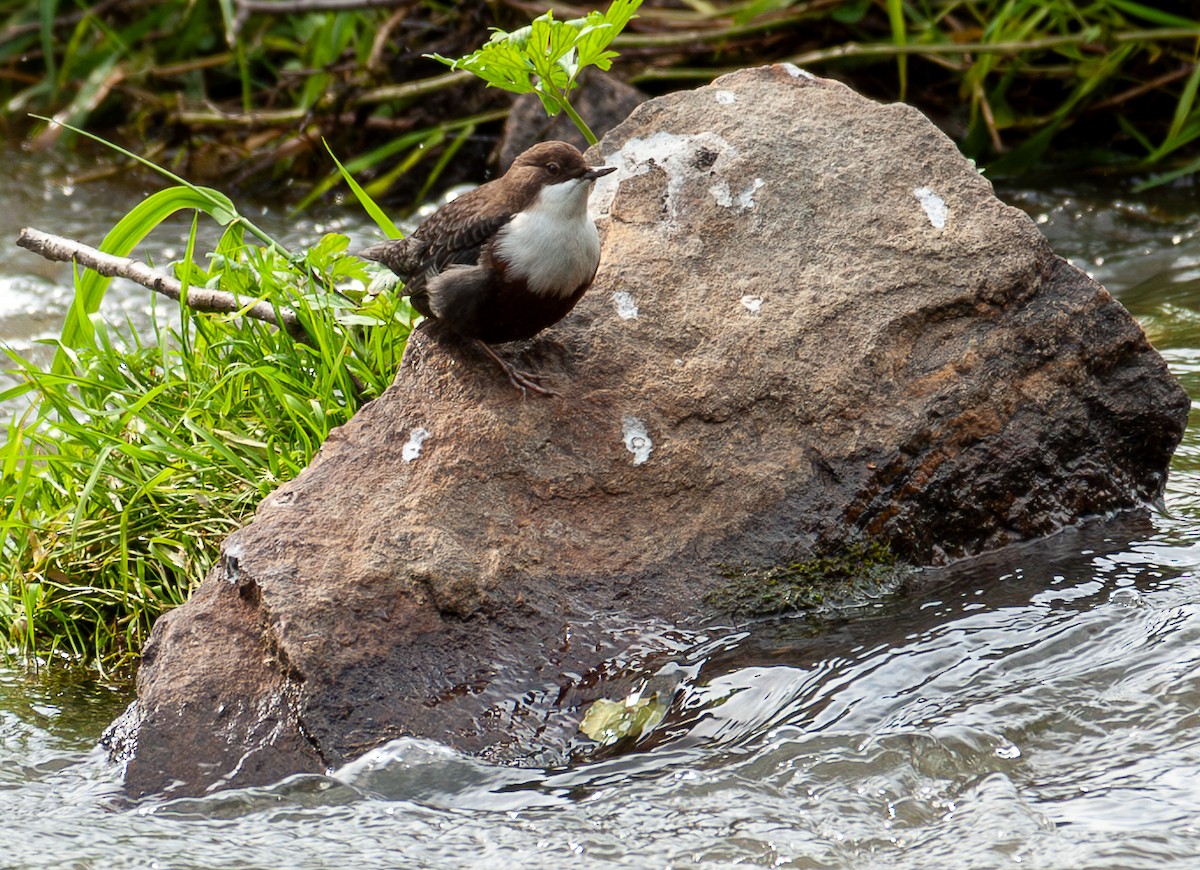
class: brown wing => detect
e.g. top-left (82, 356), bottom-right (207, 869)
top-left (411, 179), bottom-right (537, 272)
top-left (418, 210), bottom-right (515, 273)
top-left (358, 168), bottom-right (541, 320)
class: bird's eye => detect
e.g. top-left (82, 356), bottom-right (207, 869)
top-left (546, 162), bottom-right (560, 174)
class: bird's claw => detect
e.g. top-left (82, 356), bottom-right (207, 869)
top-left (475, 339), bottom-right (560, 398)
top-left (506, 367), bottom-right (560, 398)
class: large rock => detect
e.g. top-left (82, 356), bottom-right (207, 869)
top-left (108, 65), bottom-right (1189, 796)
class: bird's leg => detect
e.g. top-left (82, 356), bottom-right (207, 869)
top-left (475, 340), bottom-right (560, 398)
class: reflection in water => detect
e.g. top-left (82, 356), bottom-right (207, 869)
top-left (4, 161), bottom-right (1200, 867)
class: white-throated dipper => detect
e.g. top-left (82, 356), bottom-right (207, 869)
top-left (358, 140), bottom-right (617, 396)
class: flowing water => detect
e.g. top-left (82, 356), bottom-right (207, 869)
top-left (3, 147), bottom-right (1200, 868)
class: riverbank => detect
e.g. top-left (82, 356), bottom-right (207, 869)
top-left (3, 0), bottom-right (1199, 202)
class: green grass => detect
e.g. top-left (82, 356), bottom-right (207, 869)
top-left (4, 0), bottom-right (1199, 194)
top-left (2, 0), bottom-right (1198, 676)
top-left (1, 186), bottom-right (413, 677)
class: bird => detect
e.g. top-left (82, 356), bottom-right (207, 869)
top-left (358, 141), bottom-right (617, 396)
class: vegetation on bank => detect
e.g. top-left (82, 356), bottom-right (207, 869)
top-left (0, 4), bottom-right (635, 674)
top-left (1, 178), bottom-right (415, 674)
top-left (0, 0), bottom-right (1198, 674)
top-left (1, 0), bottom-right (1199, 193)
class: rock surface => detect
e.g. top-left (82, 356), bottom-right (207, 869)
top-left (109, 65), bottom-right (1189, 797)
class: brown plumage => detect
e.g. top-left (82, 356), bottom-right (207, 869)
top-left (358, 141), bottom-right (616, 395)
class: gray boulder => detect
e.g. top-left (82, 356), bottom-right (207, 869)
top-left (108, 65), bottom-right (1188, 797)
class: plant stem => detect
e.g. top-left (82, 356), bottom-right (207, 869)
top-left (559, 96), bottom-right (597, 146)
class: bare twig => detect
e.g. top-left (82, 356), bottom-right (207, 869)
top-left (974, 81), bottom-right (1004, 154)
top-left (354, 70), bottom-right (475, 107)
top-left (633, 27), bottom-right (1200, 82)
top-left (368, 4), bottom-right (413, 74)
top-left (16, 227), bottom-right (312, 345)
top-left (150, 53), bottom-right (237, 78)
top-left (1088, 63), bottom-right (1198, 113)
top-left (168, 107), bottom-right (420, 131)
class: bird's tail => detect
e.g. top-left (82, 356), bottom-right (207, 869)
top-left (356, 238), bottom-right (422, 277)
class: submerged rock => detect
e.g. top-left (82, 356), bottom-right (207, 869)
top-left (108, 65), bottom-right (1188, 797)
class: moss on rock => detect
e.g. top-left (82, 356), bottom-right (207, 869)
top-left (707, 540), bottom-right (908, 618)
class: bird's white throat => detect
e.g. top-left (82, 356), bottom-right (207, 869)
top-left (494, 177), bottom-right (601, 298)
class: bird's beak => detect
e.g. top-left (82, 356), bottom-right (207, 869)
top-left (583, 165), bottom-right (617, 181)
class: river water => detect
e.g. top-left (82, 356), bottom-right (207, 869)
top-left (2, 148), bottom-right (1200, 868)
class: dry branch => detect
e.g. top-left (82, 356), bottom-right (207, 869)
top-left (16, 227), bottom-right (312, 344)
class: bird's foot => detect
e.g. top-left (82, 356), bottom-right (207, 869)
top-left (476, 340), bottom-right (560, 398)
top-left (505, 366), bottom-right (560, 398)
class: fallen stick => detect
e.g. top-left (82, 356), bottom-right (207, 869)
top-left (16, 227), bottom-right (312, 345)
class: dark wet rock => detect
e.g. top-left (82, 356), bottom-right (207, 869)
top-left (110, 65), bottom-right (1189, 797)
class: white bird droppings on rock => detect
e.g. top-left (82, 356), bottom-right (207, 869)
top-left (402, 427), bottom-right (430, 462)
top-left (913, 187), bottom-right (948, 229)
top-left (715, 90), bottom-right (737, 105)
top-left (738, 178), bottom-right (765, 209)
top-left (710, 177), bottom-right (765, 211)
top-left (612, 290), bottom-right (639, 320)
top-left (598, 131), bottom-right (736, 221)
top-left (741, 295), bottom-right (763, 314)
top-left (709, 180), bottom-right (732, 208)
top-left (781, 62), bottom-right (816, 80)
top-left (622, 417), bottom-right (653, 466)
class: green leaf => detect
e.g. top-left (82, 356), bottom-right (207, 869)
top-left (432, 42), bottom-right (534, 94)
top-left (528, 12), bottom-right (576, 92)
top-left (55, 185), bottom-right (240, 374)
top-left (1165, 62), bottom-right (1200, 150)
top-left (1106, 0), bottom-right (1200, 28)
top-left (580, 690), bottom-right (668, 745)
top-left (1134, 152), bottom-right (1200, 191)
top-left (320, 139), bottom-right (401, 239)
top-left (431, 0), bottom-right (642, 105)
top-left (38, 0), bottom-right (58, 97)
top-left (577, 0), bottom-right (642, 71)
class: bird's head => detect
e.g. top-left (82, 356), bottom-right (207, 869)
top-left (508, 141), bottom-right (616, 188)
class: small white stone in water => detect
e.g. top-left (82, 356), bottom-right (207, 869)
top-left (402, 427), bottom-right (430, 462)
top-left (622, 417), bottom-right (652, 466)
top-left (612, 290), bottom-right (639, 320)
top-left (994, 741), bottom-right (1022, 759)
top-left (913, 186), bottom-right (948, 229)
top-left (715, 90), bottom-right (737, 105)
top-left (741, 295), bottom-right (763, 314)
